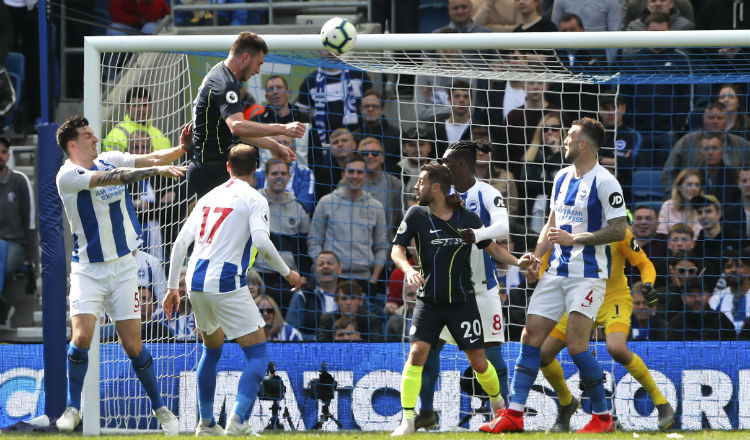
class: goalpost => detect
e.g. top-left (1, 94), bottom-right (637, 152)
top-left (69, 30), bottom-right (750, 434)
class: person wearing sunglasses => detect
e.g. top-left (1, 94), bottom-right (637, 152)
top-left (346, 89), bottom-right (401, 174)
top-left (309, 153), bottom-right (388, 298)
top-left (357, 137), bottom-right (403, 241)
top-left (254, 295), bottom-right (302, 342)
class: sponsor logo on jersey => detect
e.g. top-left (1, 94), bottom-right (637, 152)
top-left (609, 192), bottom-right (624, 208)
top-left (493, 196), bottom-right (505, 208)
top-left (630, 237), bottom-right (640, 252)
top-left (430, 238), bottom-right (464, 246)
top-left (262, 212), bottom-right (269, 223)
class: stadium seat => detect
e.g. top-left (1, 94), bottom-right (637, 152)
top-left (631, 169), bottom-right (666, 211)
top-left (3, 52), bottom-right (24, 131)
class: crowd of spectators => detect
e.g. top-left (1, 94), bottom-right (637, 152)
top-left (4, 0), bottom-right (750, 344)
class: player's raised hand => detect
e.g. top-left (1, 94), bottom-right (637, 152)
top-left (285, 270), bottom-right (302, 292)
top-left (162, 288), bottom-right (181, 318)
top-left (283, 121), bottom-right (306, 138)
top-left (548, 227), bottom-right (576, 246)
top-left (446, 193), bottom-right (464, 211)
top-left (459, 228), bottom-right (476, 243)
top-left (517, 253), bottom-right (539, 270)
top-left (155, 165), bottom-right (189, 178)
top-left (179, 122), bottom-right (194, 154)
top-left (404, 269), bottom-right (425, 288)
top-left (271, 139), bottom-right (298, 162)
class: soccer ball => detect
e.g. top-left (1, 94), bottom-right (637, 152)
top-left (320, 17), bottom-right (357, 55)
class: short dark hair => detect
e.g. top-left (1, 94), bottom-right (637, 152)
top-left (264, 158), bottom-right (289, 174)
top-left (445, 140), bottom-right (492, 173)
top-left (318, 250), bottom-right (340, 265)
top-left (227, 143), bottom-right (259, 176)
top-left (0, 136), bottom-right (10, 149)
top-left (265, 74), bottom-right (289, 89)
top-left (345, 152), bottom-right (366, 167)
top-left (559, 13), bottom-right (583, 28)
top-left (126, 87), bottom-right (150, 104)
top-left (700, 131), bottom-right (725, 144)
top-left (334, 315), bottom-right (359, 332)
top-left (690, 194), bottom-right (721, 212)
top-left (573, 117), bottom-right (605, 150)
top-left (362, 88), bottom-right (380, 100)
top-left (56, 116), bottom-right (90, 154)
top-left (231, 31), bottom-right (269, 57)
top-left (668, 223), bottom-right (693, 236)
top-left (644, 11), bottom-right (671, 28)
top-left (420, 163), bottom-right (452, 195)
top-left (452, 80), bottom-right (471, 92)
top-left (633, 204), bottom-right (657, 216)
top-left (706, 100), bottom-right (727, 113)
top-left (336, 279), bottom-right (364, 298)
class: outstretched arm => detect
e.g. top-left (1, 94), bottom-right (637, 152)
top-left (134, 122), bottom-right (192, 167)
top-left (89, 165), bottom-right (187, 188)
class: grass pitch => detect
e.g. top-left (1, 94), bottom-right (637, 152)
top-left (0, 431), bottom-right (748, 440)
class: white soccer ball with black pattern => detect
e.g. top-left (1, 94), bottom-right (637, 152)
top-left (320, 17), bottom-right (357, 55)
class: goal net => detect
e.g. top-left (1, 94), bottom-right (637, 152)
top-left (77, 30), bottom-right (749, 433)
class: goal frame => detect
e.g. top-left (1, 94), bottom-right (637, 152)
top-left (74, 29), bottom-right (749, 435)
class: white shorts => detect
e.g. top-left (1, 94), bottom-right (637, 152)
top-left (527, 275), bottom-right (606, 321)
top-left (69, 254), bottom-right (140, 322)
top-left (440, 288), bottom-right (505, 345)
top-left (189, 287), bottom-right (264, 340)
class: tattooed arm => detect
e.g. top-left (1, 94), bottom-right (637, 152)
top-left (89, 165), bottom-right (187, 188)
top-left (548, 216), bottom-right (628, 247)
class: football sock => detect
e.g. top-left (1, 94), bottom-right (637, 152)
top-left (66, 342), bottom-right (89, 410)
top-left (197, 344), bottom-right (223, 421)
top-left (131, 347), bottom-right (163, 410)
top-left (400, 362), bottom-right (423, 420)
top-left (541, 359), bottom-right (573, 407)
top-left (484, 345), bottom-right (509, 404)
top-left (418, 346), bottom-right (441, 412)
top-left (509, 344), bottom-right (540, 411)
top-left (232, 342), bottom-right (268, 422)
top-left (625, 353), bottom-right (667, 406)
top-left (474, 360), bottom-right (502, 407)
top-left (571, 351), bottom-right (607, 414)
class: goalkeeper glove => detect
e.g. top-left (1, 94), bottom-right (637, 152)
top-left (641, 282), bottom-right (658, 305)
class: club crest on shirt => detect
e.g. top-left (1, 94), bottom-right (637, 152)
top-left (467, 200), bottom-right (478, 212)
top-left (578, 189), bottom-right (588, 200)
top-left (397, 221), bottom-right (407, 234)
top-left (226, 90), bottom-right (239, 104)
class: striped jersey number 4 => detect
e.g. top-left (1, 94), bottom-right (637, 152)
top-left (199, 207), bottom-right (234, 244)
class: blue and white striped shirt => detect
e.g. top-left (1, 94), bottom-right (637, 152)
top-left (546, 163), bottom-right (626, 279)
top-left (56, 151), bottom-right (141, 263)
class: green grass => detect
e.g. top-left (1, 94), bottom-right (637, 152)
top-left (1, 431), bottom-right (749, 440)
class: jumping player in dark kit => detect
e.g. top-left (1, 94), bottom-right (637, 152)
top-left (189, 31), bottom-right (306, 198)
